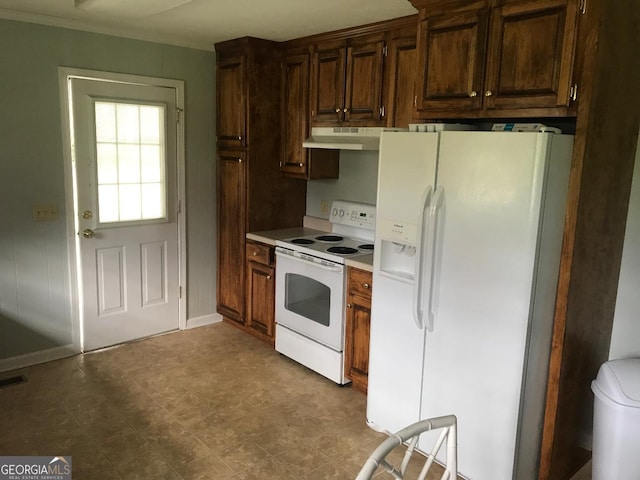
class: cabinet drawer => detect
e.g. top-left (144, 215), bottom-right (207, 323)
top-left (246, 242), bottom-right (273, 266)
top-left (349, 268), bottom-right (373, 298)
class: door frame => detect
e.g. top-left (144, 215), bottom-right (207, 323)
top-left (58, 67), bottom-right (187, 353)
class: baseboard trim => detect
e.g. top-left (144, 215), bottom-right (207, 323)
top-left (186, 313), bottom-right (223, 329)
top-left (0, 344), bottom-right (78, 373)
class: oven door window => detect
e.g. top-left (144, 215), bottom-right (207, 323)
top-left (284, 273), bottom-right (330, 326)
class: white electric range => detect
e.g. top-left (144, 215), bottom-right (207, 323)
top-left (274, 200), bottom-right (376, 384)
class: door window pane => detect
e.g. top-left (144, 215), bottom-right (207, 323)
top-left (94, 101), bottom-right (166, 223)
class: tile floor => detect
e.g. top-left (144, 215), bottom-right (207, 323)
top-left (0, 322), bottom-right (591, 480)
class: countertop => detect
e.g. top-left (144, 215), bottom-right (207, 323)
top-left (246, 228), bottom-right (374, 272)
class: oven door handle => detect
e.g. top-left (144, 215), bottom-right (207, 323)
top-left (275, 247), bottom-right (343, 272)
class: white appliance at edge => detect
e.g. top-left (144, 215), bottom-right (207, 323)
top-left (366, 130), bottom-right (574, 480)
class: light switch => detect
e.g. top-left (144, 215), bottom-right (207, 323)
top-left (32, 204), bottom-right (59, 221)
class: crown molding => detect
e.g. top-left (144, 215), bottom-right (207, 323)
top-left (0, 8), bottom-right (214, 51)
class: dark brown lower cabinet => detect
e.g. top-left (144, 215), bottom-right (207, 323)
top-left (344, 267), bottom-right (373, 393)
top-left (245, 241), bottom-right (275, 344)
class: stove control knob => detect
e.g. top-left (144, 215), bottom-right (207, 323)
top-left (339, 209), bottom-right (345, 217)
top-left (332, 208), bottom-right (338, 216)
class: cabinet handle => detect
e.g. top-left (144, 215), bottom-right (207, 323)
top-left (363, 282), bottom-right (370, 289)
top-left (469, 91), bottom-right (477, 98)
top-left (484, 90), bottom-right (493, 97)
top-left (343, 108), bottom-right (348, 113)
top-left (266, 275), bottom-right (272, 280)
top-left (238, 136), bottom-right (243, 140)
top-left (335, 108), bottom-right (341, 113)
top-left (253, 251), bottom-right (258, 256)
top-left (284, 162), bottom-right (305, 168)
top-left (347, 303), bottom-right (352, 308)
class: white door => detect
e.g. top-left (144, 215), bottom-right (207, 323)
top-left (421, 132), bottom-right (552, 479)
top-left (367, 132), bottom-right (438, 434)
top-left (71, 78), bottom-right (180, 351)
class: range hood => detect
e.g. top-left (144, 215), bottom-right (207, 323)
top-left (303, 127), bottom-right (402, 151)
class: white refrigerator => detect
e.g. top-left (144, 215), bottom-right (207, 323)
top-left (366, 131), bottom-right (574, 480)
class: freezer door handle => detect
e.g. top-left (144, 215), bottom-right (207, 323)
top-left (413, 185), bottom-right (433, 329)
top-left (426, 186), bottom-right (445, 331)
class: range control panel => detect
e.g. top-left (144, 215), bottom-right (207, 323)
top-left (330, 200), bottom-right (376, 231)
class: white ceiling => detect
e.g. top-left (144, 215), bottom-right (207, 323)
top-left (0, 0), bottom-right (418, 51)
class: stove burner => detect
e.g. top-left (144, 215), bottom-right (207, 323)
top-left (327, 246), bottom-right (359, 255)
top-left (291, 238), bottom-right (315, 245)
top-left (315, 235), bottom-right (344, 243)
top-left (358, 244), bottom-right (374, 251)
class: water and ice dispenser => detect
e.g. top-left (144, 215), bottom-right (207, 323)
top-left (376, 218), bottom-right (418, 281)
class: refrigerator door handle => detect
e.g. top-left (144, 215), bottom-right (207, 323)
top-left (413, 185), bottom-right (433, 329)
top-left (426, 186), bottom-right (444, 331)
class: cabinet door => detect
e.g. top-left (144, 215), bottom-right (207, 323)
top-left (345, 291), bottom-right (372, 393)
top-left (385, 27), bottom-right (418, 128)
top-left (246, 260), bottom-right (275, 343)
top-left (217, 151), bottom-right (246, 324)
top-left (483, 0), bottom-right (578, 110)
top-left (415, 7), bottom-right (489, 112)
top-left (310, 40), bottom-right (346, 125)
top-left (281, 52), bottom-right (310, 178)
top-left (217, 56), bottom-right (246, 149)
top-left (344, 34), bottom-right (385, 125)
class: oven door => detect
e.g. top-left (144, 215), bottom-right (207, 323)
top-left (275, 246), bottom-right (345, 351)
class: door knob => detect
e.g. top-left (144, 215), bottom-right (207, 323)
top-left (82, 228), bottom-right (95, 239)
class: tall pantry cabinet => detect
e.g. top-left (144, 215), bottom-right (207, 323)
top-left (215, 37), bottom-right (306, 327)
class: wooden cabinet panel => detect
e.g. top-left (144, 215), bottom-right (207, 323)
top-left (412, 0), bottom-right (580, 118)
top-left (310, 40), bottom-right (346, 124)
top-left (281, 50), bottom-right (340, 179)
top-left (246, 249), bottom-right (275, 344)
top-left (215, 38), bottom-right (306, 332)
top-left (349, 268), bottom-right (373, 298)
top-left (416, 7), bottom-right (489, 112)
top-left (484, 0), bottom-right (579, 110)
top-left (310, 34), bottom-right (386, 126)
top-left (385, 27), bottom-right (418, 128)
top-left (216, 56), bottom-right (245, 149)
top-left (246, 241), bottom-right (273, 266)
top-left (281, 52), bottom-right (311, 178)
top-left (344, 267), bottom-right (373, 394)
top-left (217, 151), bottom-right (246, 324)
top-left (344, 34), bottom-right (385, 125)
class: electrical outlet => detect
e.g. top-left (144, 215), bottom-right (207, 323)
top-left (320, 200), bottom-right (330, 216)
top-left (32, 204), bottom-right (59, 221)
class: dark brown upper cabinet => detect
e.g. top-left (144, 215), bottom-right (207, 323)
top-left (484, 0), bottom-right (579, 111)
top-left (384, 26), bottom-right (419, 128)
top-left (415, 5), bottom-right (489, 113)
top-left (310, 33), bottom-right (386, 126)
top-left (216, 55), bottom-right (246, 149)
top-left (280, 49), bottom-right (340, 180)
top-left (411, 0), bottom-right (580, 118)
